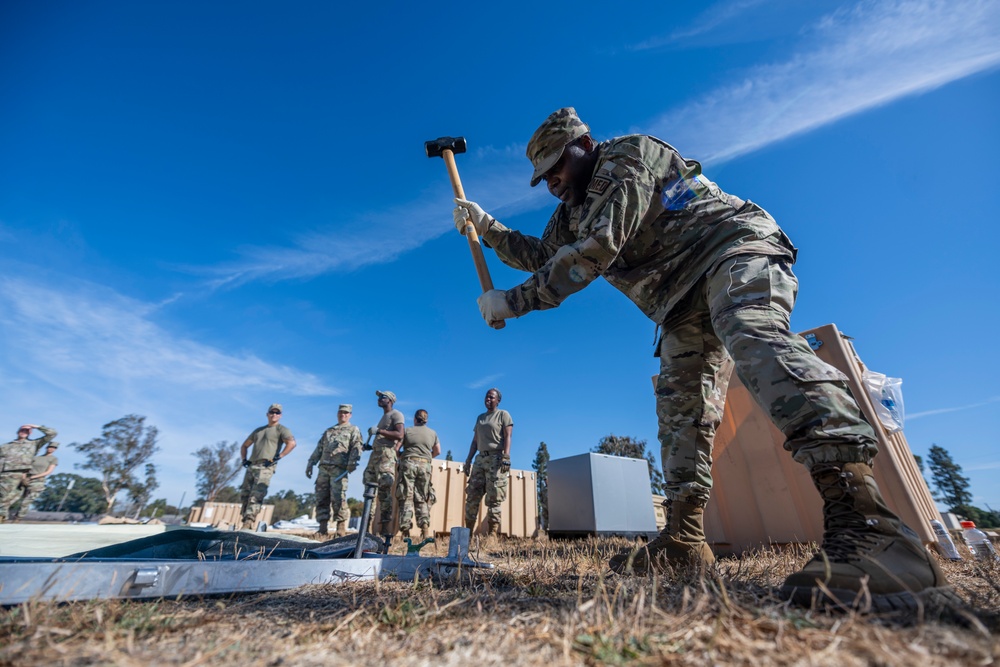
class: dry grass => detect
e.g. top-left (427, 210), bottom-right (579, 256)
top-left (2, 535), bottom-right (998, 666)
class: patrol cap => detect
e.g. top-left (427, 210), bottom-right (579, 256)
top-left (18, 425), bottom-right (31, 433)
top-left (526, 107), bottom-right (591, 187)
top-left (268, 403), bottom-right (283, 413)
top-left (338, 404), bottom-right (353, 413)
top-left (375, 390), bottom-right (397, 403)
top-left (46, 441), bottom-right (59, 449)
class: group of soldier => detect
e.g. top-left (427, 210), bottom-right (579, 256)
top-left (236, 387), bottom-right (514, 543)
top-left (0, 424), bottom-right (60, 522)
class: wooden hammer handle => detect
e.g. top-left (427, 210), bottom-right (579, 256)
top-left (442, 150), bottom-right (506, 329)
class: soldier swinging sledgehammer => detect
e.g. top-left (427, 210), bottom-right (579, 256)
top-left (437, 107), bottom-right (959, 613)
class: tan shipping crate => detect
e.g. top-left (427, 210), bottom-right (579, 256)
top-left (670, 323), bottom-right (937, 555)
top-left (383, 460), bottom-right (539, 538)
top-left (187, 502), bottom-right (273, 529)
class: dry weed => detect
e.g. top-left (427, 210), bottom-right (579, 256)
top-left (1, 535), bottom-right (997, 666)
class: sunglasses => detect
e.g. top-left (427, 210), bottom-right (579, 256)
top-left (268, 410), bottom-right (282, 415)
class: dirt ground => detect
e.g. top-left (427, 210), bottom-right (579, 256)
top-left (2, 535), bottom-right (998, 666)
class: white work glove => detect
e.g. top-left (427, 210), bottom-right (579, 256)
top-left (453, 198), bottom-right (495, 237)
top-left (477, 289), bottom-right (515, 326)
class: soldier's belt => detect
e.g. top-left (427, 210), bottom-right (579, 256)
top-left (1, 468), bottom-right (31, 473)
top-left (400, 456), bottom-right (432, 462)
top-left (249, 460), bottom-right (273, 465)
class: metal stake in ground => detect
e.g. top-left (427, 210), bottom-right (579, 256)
top-left (353, 482), bottom-right (379, 559)
top-left (425, 135), bottom-right (505, 329)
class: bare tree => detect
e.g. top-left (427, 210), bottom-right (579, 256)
top-left (126, 463), bottom-right (160, 519)
top-left (73, 414), bottom-right (160, 514)
top-left (193, 440), bottom-right (241, 502)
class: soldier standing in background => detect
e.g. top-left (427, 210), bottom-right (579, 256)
top-left (364, 390), bottom-right (404, 542)
top-left (452, 106), bottom-right (955, 611)
top-left (396, 409), bottom-right (441, 539)
top-left (307, 403), bottom-right (363, 536)
top-left (0, 424), bottom-right (57, 522)
top-left (238, 404), bottom-right (296, 530)
top-left (462, 388), bottom-right (512, 536)
top-left (10, 441), bottom-right (60, 521)
top-left (364, 391), bottom-right (406, 544)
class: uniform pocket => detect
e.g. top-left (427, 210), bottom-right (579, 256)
top-left (776, 353), bottom-right (849, 384)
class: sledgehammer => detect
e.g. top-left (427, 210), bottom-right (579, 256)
top-left (425, 135), bottom-right (505, 329)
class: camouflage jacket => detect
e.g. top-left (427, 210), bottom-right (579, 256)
top-left (484, 135), bottom-right (796, 324)
top-left (307, 423), bottom-right (363, 469)
top-left (0, 425), bottom-right (57, 472)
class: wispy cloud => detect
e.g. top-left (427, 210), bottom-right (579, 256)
top-left (907, 396), bottom-right (1000, 421)
top-left (965, 461), bottom-right (1000, 472)
top-left (0, 276), bottom-right (337, 397)
top-left (196, 168), bottom-right (548, 289)
top-left (629, 0), bottom-right (770, 51)
top-left (651, 0), bottom-right (1000, 163)
top-left (201, 0), bottom-right (1000, 286)
top-left (467, 374), bottom-right (505, 390)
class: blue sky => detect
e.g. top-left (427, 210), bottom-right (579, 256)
top-left (2, 0), bottom-right (998, 514)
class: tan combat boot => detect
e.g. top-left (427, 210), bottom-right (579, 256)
top-left (335, 522), bottom-right (347, 537)
top-left (420, 525), bottom-right (432, 539)
top-left (609, 498), bottom-right (715, 575)
top-left (317, 520), bottom-right (328, 536)
top-left (781, 462), bottom-right (960, 612)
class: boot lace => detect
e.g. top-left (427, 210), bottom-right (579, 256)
top-left (814, 466), bottom-right (882, 561)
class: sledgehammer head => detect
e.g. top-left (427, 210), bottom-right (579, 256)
top-left (425, 136), bottom-right (467, 158)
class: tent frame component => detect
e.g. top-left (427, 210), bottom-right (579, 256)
top-left (0, 528), bottom-right (490, 605)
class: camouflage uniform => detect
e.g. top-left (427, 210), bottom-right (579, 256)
top-left (484, 108), bottom-right (878, 506)
top-left (396, 424), bottom-right (440, 532)
top-left (11, 450), bottom-right (59, 519)
top-left (0, 426), bottom-right (57, 520)
top-left (308, 422), bottom-right (363, 524)
top-left (239, 422), bottom-right (294, 524)
top-left (463, 410), bottom-right (513, 532)
top-left (363, 408), bottom-right (404, 533)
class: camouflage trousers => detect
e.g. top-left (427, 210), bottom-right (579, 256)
top-left (363, 446), bottom-right (397, 533)
top-left (11, 479), bottom-right (46, 519)
top-left (239, 464), bottom-right (275, 522)
top-left (464, 452), bottom-right (508, 532)
top-left (0, 471), bottom-right (30, 520)
top-left (657, 254), bottom-right (878, 505)
top-left (315, 464), bottom-right (351, 523)
top-left (395, 457), bottom-right (433, 531)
